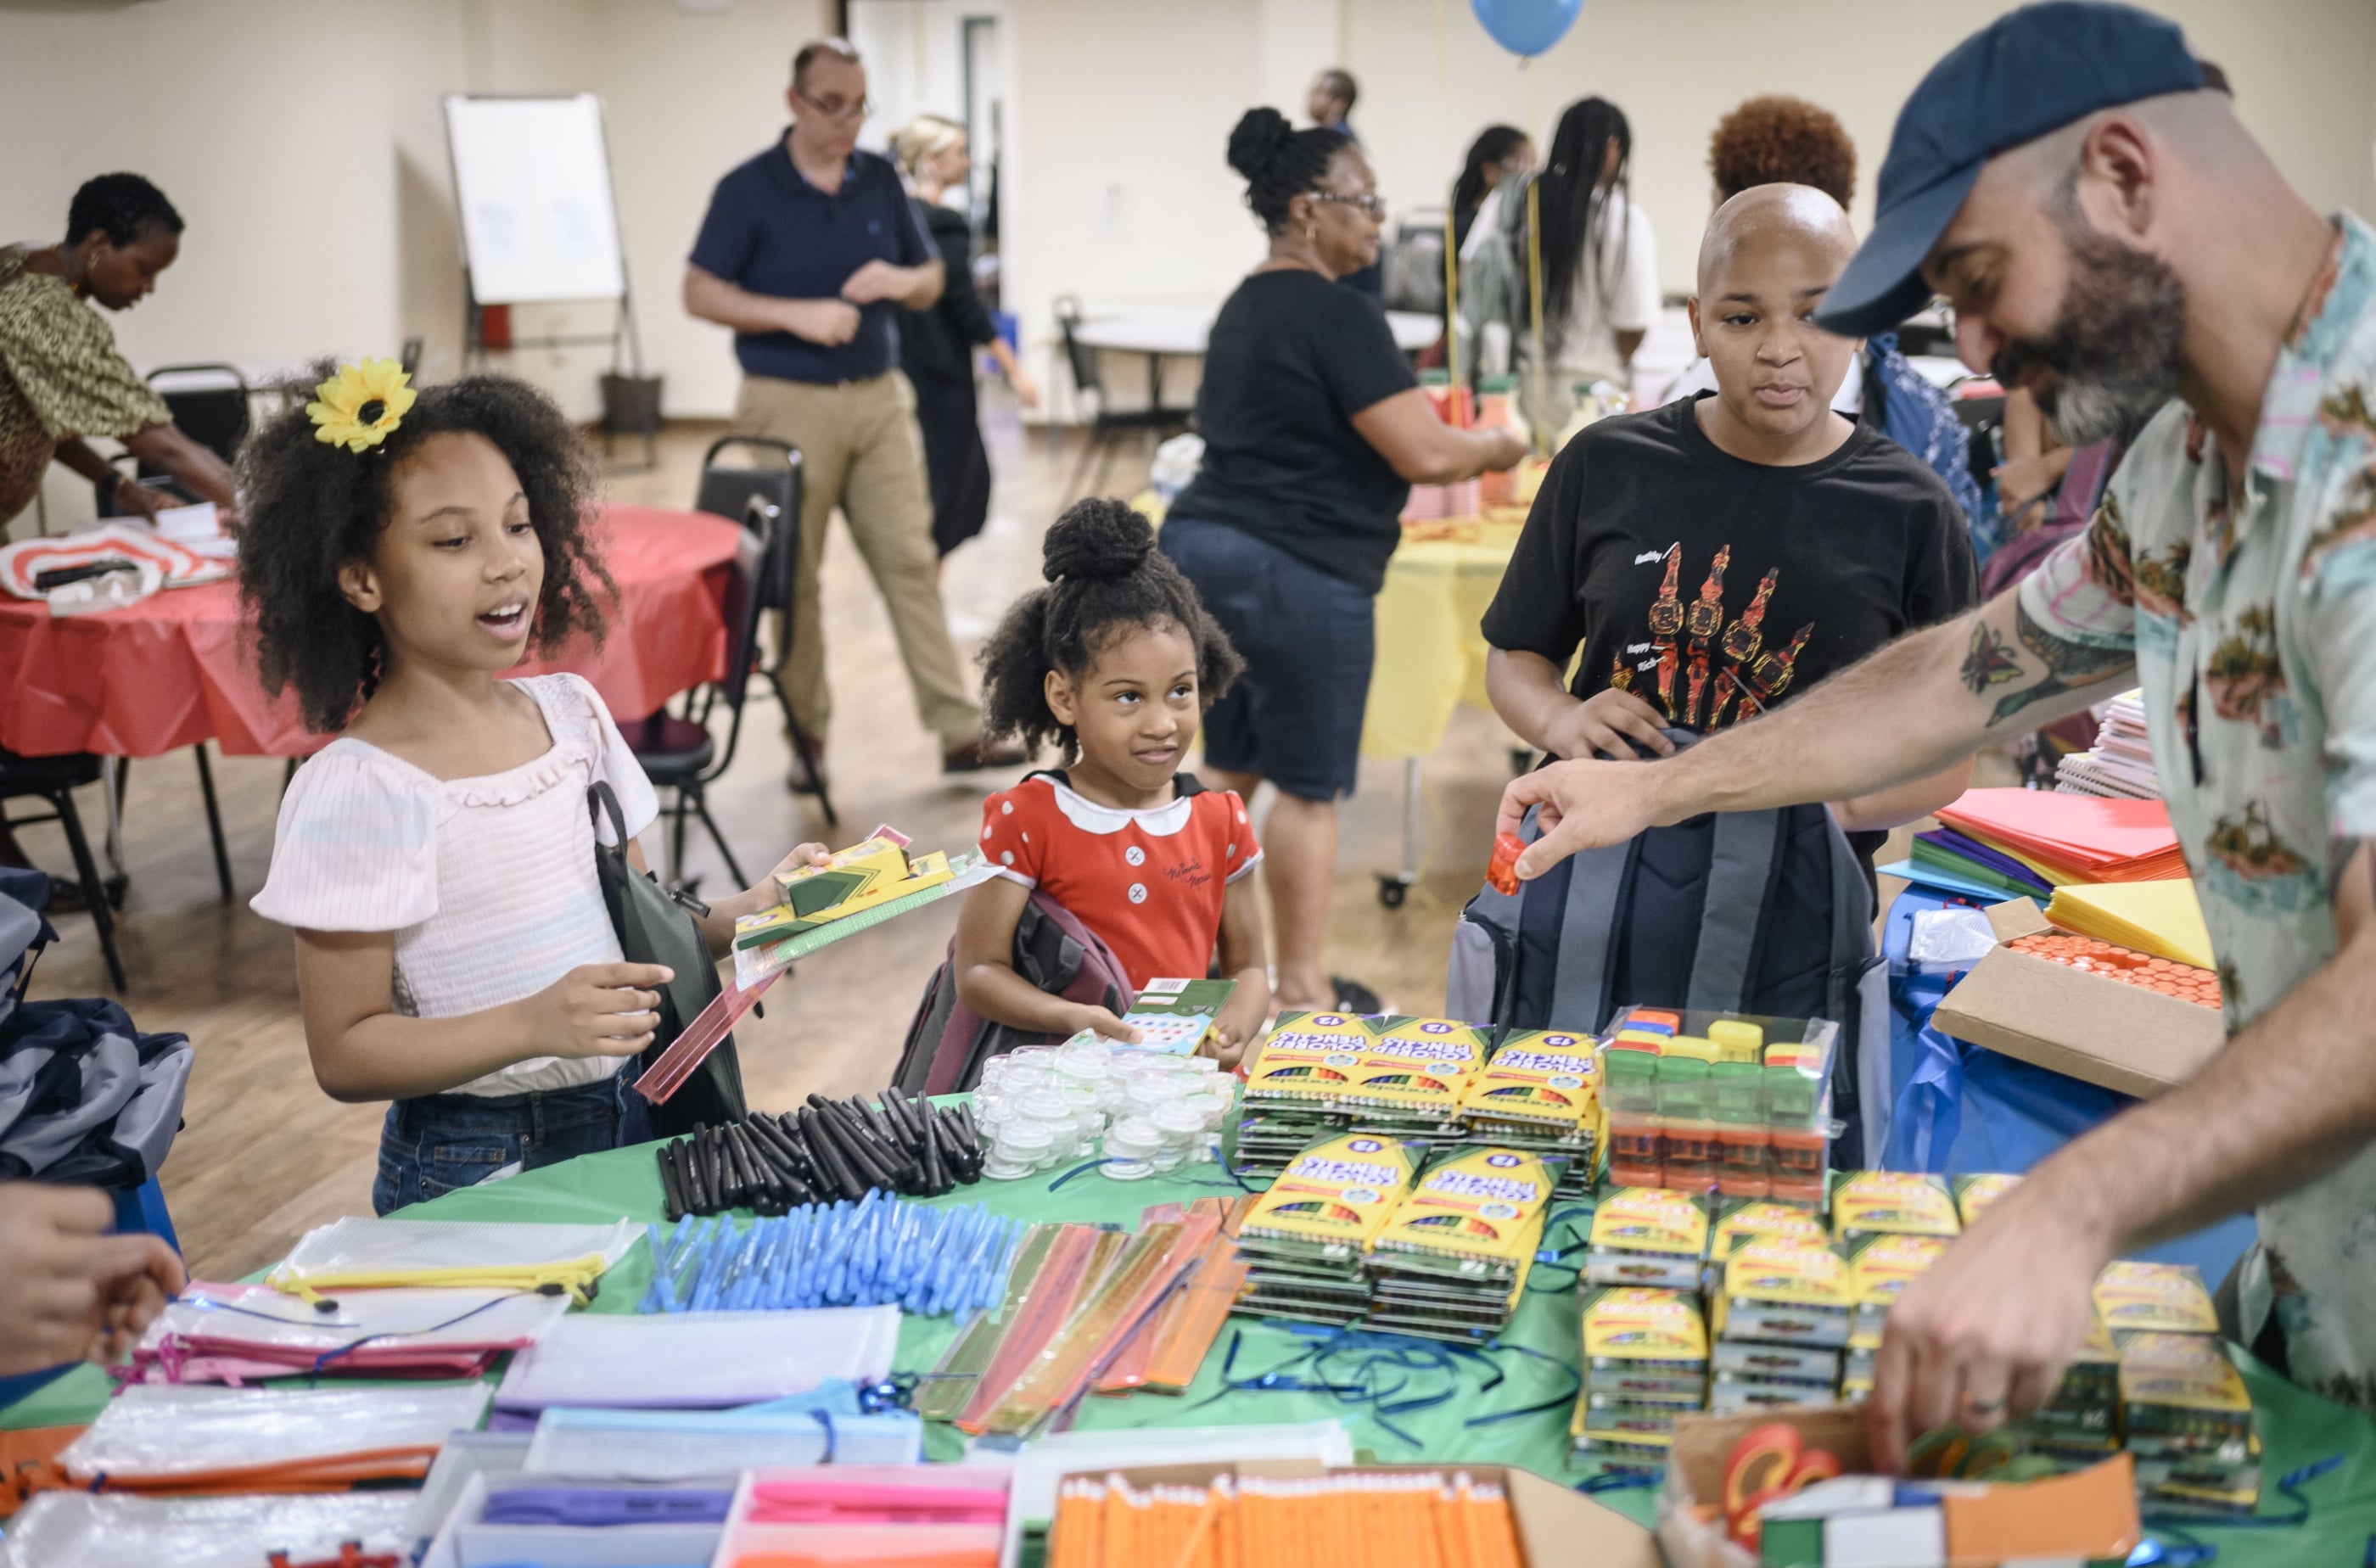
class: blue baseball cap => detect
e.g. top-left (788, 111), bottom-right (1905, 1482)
top-left (1814, 1), bottom-right (2202, 337)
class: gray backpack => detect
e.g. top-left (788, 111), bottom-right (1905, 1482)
top-left (1444, 753), bottom-right (1892, 1165)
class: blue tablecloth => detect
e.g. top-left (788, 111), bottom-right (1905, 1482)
top-left (1880, 886), bottom-right (2256, 1287)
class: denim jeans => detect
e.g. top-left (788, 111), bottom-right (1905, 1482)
top-left (372, 1071), bottom-right (646, 1215)
top-left (1158, 515), bottom-right (1376, 802)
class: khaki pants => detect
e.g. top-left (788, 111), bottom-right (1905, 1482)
top-left (731, 371), bottom-right (980, 749)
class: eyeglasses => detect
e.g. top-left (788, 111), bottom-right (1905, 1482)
top-left (1308, 191), bottom-right (1387, 221)
top-left (795, 90), bottom-right (874, 123)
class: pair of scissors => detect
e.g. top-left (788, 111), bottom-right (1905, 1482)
top-left (1723, 1422), bottom-right (1844, 1548)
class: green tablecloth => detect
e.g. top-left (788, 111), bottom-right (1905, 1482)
top-left (10, 1144), bottom-right (2376, 1560)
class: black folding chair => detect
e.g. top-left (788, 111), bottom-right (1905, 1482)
top-left (692, 437), bottom-right (835, 829)
top-left (1053, 295), bottom-right (1191, 506)
top-left (1, 752), bottom-right (127, 990)
top-left (87, 366), bottom-right (249, 899)
top-left (625, 497), bottom-right (776, 890)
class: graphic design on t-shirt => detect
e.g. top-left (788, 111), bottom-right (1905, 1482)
top-left (1634, 543), bottom-right (1815, 731)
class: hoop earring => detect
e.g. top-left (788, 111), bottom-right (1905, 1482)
top-left (1305, 221), bottom-right (1318, 244)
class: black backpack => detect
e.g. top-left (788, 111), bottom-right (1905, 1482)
top-left (588, 782), bottom-right (747, 1138)
top-left (1445, 740), bottom-right (1889, 1164)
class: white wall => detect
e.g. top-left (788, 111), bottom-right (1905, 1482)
top-left (0, 0), bottom-right (832, 533)
top-left (994, 0), bottom-right (2376, 417)
top-left (1, 0), bottom-right (474, 529)
top-left (1342, 0), bottom-right (2376, 302)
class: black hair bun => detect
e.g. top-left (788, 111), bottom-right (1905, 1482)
top-left (1227, 107), bottom-right (1294, 182)
top-left (1042, 497), bottom-right (1155, 584)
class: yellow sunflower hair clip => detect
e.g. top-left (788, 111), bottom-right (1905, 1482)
top-left (307, 358), bottom-right (417, 454)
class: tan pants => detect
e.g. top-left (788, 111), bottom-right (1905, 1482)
top-left (731, 371), bottom-right (980, 749)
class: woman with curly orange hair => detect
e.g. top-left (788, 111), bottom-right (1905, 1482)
top-left (1708, 95), bottom-right (1856, 207)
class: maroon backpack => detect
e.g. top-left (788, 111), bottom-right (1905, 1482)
top-left (892, 890), bottom-right (1135, 1096)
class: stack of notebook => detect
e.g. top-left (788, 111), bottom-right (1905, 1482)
top-left (2054, 691), bottom-right (2160, 800)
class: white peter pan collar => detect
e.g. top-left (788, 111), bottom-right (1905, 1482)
top-left (1043, 776), bottom-right (1194, 837)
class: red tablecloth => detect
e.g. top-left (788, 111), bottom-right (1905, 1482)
top-left (0, 504), bottom-right (738, 759)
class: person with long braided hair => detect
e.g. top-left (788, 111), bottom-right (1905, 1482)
top-left (1162, 107), bottom-right (1523, 1014)
top-left (1460, 98), bottom-right (1659, 428)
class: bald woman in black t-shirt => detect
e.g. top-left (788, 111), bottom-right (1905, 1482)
top-left (1482, 185), bottom-right (1975, 872)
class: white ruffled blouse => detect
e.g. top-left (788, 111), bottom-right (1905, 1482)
top-left (251, 674), bottom-right (662, 1097)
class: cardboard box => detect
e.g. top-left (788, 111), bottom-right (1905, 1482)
top-left (1049, 1459), bottom-right (1659, 1568)
top-left (1930, 901), bottom-right (2223, 1099)
top-left (1657, 1407), bottom-right (2141, 1568)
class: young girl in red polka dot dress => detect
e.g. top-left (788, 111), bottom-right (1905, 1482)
top-left (953, 500), bottom-right (1272, 1066)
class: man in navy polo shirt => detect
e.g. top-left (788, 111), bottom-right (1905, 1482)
top-left (686, 37), bottom-right (1019, 780)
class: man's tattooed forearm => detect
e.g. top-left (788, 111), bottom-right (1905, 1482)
top-left (1960, 621), bottom-right (2021, 695)
top-left (1985, 601), bottom-right (2136, 725)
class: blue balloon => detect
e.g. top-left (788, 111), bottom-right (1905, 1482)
top-left (1471, 0), bottom-right (1583, 58)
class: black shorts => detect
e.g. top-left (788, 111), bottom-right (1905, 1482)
top-left (1161, 515), bottom-right (1374, 802)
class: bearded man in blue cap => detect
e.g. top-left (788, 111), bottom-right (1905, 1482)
top-left (1494, 1), bottom-right (2376, 1463)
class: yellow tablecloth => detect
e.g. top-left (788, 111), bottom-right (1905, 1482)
top-left (1136, 495), bottom-right (1521, 762)
top-left (1358, 519), bottom-right (1522, 759)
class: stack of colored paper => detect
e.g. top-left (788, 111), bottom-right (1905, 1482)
top-left (2045, 879), bottom-right (2214, 970)
top-left (1936, 789), bottom-right (2188, 883)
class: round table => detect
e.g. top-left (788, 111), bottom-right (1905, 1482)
top-left (0, 504), bottom-right (741, 759)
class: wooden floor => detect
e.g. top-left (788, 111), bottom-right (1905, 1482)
top-left (18, 395), bottom-right (2003, 1279)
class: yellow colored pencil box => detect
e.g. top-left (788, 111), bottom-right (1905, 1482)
top-left (1238, 1134), bottom-right (1416, 1252)
top-left (1369, 1147), bottom-right (1552, 1270)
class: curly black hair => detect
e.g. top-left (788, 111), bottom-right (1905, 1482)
top-left (1227, 107), bottom-right (1353, 235)
top-left (236, 368), bottom-right (613, 733)
top-left (65, 173), bottom-right (182, 249)
top-left (977, 499), bottom-right (1242, 763)
top-left (1708, 95), bottom-right (1857, 207)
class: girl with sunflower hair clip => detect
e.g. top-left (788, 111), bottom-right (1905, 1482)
top-left (240, 361), bottom-right (830, 1213)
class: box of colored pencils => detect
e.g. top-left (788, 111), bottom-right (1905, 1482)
top-left (1045, 1461), bottom-right (1654, 1567)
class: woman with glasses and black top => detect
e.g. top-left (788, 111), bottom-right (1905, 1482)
top-left (1160, 107), bottom-right (1524, 1015)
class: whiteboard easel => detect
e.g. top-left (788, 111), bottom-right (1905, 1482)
top-left (442, 92), bottom-right (651, 462)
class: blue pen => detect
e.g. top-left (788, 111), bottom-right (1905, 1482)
top-left (927, 1207), bottom-right (975, 1315)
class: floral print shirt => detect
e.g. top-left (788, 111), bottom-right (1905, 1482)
top-left (0, 244), bottom-right (171, 524)
top-left (2018, 214), bottom-right (2376, 1411)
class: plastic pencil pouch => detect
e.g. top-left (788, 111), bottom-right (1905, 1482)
top-left (1368, 1148), bottom-right (1550, 1275)
top-left (1846, 1232), bottom-right (1952, 1348)
top-left (266, 1217), bottom-right (640, 1302)
top-left (1829, 1170), bottom-right (1961, 1243)
top-left (1718, 1238), bottom-right (1852, 1347)
top-left (1238, 1134), bottom-right (1416, 1259)
top-left (1711, 1197), bottom-right (1831, 1262)
top-left (2093, 1260), bottom-right (2219, 1336)
top-left (1458, 1029), bottom-right (1599, 1130)
top-left (1585, 1186), bottom-right (1711, 1290)
top-left (4, 1492), bottom-right (418, 1568)
top-left (1952, 1171), bottom-right (2022, 1227)
top-left (58, 1383), bottom-right (491, 1482)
